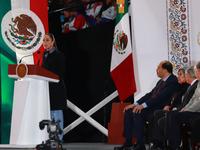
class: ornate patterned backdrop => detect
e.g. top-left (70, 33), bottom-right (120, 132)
top-left (167, 0), bottom-right (191, 73)
top-left (130, 0), bottom-right (200, 101)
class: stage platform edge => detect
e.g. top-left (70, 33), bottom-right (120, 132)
top-left (0, 144), bottom-right (35, 149)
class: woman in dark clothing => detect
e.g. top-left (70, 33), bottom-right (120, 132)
top-left (42, 33), bottom-right (67, 141)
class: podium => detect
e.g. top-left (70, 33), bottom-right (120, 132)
top-left (8, 64), bottom-right (59, 146)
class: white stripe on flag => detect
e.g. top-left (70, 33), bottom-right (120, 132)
top-left (110, 13), bottom-right (132, 72)
top-left (11, 0), bottom-right (30, 10)
top-left (11, 0), bottom-right (32, 64)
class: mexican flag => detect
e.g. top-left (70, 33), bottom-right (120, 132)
top-left (1, 0), bottom-right (48, 65)
top-left (0, 0), bottom-right (48, 144)
top-left (110, 0), bottom-right (136, 102)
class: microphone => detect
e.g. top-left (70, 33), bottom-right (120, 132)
top-left (19, 51), bottom-right (41, 63)
top-left (37, 52), bottom-right (44, 66)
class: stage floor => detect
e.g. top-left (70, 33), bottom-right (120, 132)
top-left (0, 143), bottom-right (150, 150)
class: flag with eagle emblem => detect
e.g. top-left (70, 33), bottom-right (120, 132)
top-left (0, 0), bottom-right (48, 144)
top-left (110, 0), bottom-right (136, 102)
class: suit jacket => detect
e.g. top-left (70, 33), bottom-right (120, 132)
top-left (184, 80), bottom-right (200, 112)
top-left (137, 73), bottom-right (178, 110)
top-left (176, 80), bottom-right (198, 111)
top-left (42, 50), bottom-right (67, 110)
top-left (169, 82), bottom-right (190, 110)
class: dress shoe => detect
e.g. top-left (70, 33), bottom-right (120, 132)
top-left (114, 142), bottom-right (133, 150)
top-left (124, 144), bottom-right (137, 150)
top-left (150, 140), bottom-right (163, 150)
top-left (125, 144), bottom-right (146, 150)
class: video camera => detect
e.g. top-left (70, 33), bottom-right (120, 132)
top-left (35, 118), bottom-right (63, 150)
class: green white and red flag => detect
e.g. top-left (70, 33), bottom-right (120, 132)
top-left (110, 0), bottom-right (136, 102)
top-left (0, 0), bottom-right (48, 143)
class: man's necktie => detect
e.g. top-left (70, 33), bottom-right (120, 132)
top-left (151, 81), bottom-right (164, 98)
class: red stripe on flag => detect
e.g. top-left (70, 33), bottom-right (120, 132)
top-left (110, 54), bottom-right (136, 102)
top-left (30, 0), bottom-right (49, 66)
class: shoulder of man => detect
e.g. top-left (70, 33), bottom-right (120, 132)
top-left (164, 73), bottom-right (178, 84)
top-left (191, 80), bottom-right (198, 89)
top-left (184, 81), bottom-right (198, 98)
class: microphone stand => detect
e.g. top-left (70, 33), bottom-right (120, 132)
top-left (19, 51), bottom-right (41, 64)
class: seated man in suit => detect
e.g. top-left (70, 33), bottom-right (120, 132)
top-left (149, 66), bottom-right (198, 150)
top-left (163, 61), bottom-right (200, 150)
top-left (114, 60), bottom-right (178, 150)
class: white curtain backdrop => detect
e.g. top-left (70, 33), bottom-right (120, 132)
top-left (190, 0), bottom-right (200, 64)
top-left (130, 0), bottom-right (200, 101)
top-left (130, 0), bottom-right (168, 100)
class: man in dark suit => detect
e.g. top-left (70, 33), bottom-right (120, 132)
top-left (114, 61), bottom-right (178, 150)
top-left (163, 61), bottom-right (200, 150)
top-left (149, 66), bottom-right (198, 150)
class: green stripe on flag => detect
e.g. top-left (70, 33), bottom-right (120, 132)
top-left (0, 0), bottom-right (13, 55)
top-left (0, 0), bottom-right (17, 144)
top-left (0, 49), bottom-right (16, 144)
top-left (115, 0), bottom-right (129, 25)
